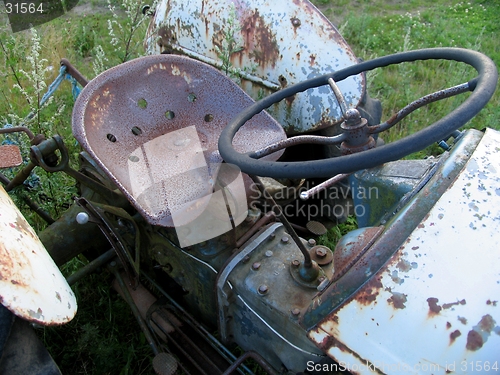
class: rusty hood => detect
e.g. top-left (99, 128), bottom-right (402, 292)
top-left (144, 0), bottom-right (365, 134)
top-left (0, 184), bottom-right (77, 325)
top-left (307, 129), bottom-right (500, 374)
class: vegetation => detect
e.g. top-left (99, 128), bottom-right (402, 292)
top-left (314, 0), bottom-right (500, 157)
top-left (0, 0), bottom-right (498, 373)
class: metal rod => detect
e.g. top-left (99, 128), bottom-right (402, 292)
top-left (328, 77), bottom-right (348, 117)
top-left (0, 126), bottom-right (35, 140)
top-left (141, 273), bottom-right (253, 374)
top-left (4, 161), bottom-right (36, 191)
top-left (249, 133), bottom-right (346, 159)
top-left (66, 249), bottom-right (116, 286)
top-left (370, 81), bottom-right (472, 134)
top-left (299, 173), bottom-right (350, 200)
top-left (235, 211), bottom-right (276, 248)
top-left (60, 58), bottom-right (89, 87)
top-left (108, 263), bottom-right (160, 356)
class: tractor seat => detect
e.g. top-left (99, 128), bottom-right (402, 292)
top-left (72, 55), bottom-right (286, 227)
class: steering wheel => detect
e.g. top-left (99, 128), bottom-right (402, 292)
top-left (219, 48), bottom-right (497, 179)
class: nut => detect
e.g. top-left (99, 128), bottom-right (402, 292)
top-left (258, 285), bottom-right (268, 294)
top-left (315, 247), bottom-right (327, 258)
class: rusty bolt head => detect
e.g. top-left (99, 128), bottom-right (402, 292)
top-left (291, 18), bottom-right (301, 27)
top-left (258, 285), bottom-right (268, 294)
top-left (308, 238), bottom-right (316, 246)
top-left (252, 262), bottom-right (261, 270)
top-left (315, 247), bottom-right (328, 258)
top-left (291, 308), bottom-right (300, 316)
top-left (292, 259), bottom-right (300, 268)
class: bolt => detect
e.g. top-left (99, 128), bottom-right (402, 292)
top-left (291, 308), bottom-right (300, 316)
top-left (281, 236), bottom-right (289, 244)
top-left (76, 212), bottom-right (89, 225)
top-left (252, 262), bottom-right (261, 270)
top-left (265, 250), bottom-right (273, 257)
top-left (315, 247), bottom-right (327, 258)
top-left (242, 255), bottom-right (250, 263)
top-left (291, 18), bottom-right (301, 27)
top-left (318, 276), bottom-right (325, 283)
top-left (308, 238), bottom-right (316, 247)
top-left (258, 285), bottom-right (268, 294)
top-left (292, 259), bottom-right (300, 268)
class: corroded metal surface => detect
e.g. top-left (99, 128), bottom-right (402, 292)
top-left (0, 184), bottom-right (77, 325)
top-left (144, 0), bottom-right (364, 134)
top-left (308, 129), bottom-right (500, 374)
top-left (0, 145), bottom-right (22, 168)
top-left (73, 54), bottom-right (285, 227)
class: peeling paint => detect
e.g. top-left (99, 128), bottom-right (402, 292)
top-left (143, 0), bottom-right (364, 134)
top-left (307, 129), bottom-right (500, 372)
top-left (0, 185), bottom-right (77, 325)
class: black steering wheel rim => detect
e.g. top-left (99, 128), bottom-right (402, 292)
top-left (219, 48), bottom-right (498, 179)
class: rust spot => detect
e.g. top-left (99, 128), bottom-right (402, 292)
top-left (466, 329), bottom-right (483, 351)
top-left (479, 314), bottom-right (495, 332)
top-left (427, 297), bottom-right (442, 316)
top-left (354, 277), bottom-right (383, 306)
top-left (458, 316), bottom-right (468, 325)
top-left (417, 223), bottom-right (425, 229)
top-left (240, 9), bottom-right (279, 69)
top-left (443, 299), bottom-right (466, 309)
top-left (446, 322), bottom-right (452, 329)
top-left (411, 246), bottom-right (419, 250)
top-left (486, 299), bottom-right (498, 306)
top-left (387, 292), bottom-right (407, 309)
top-left (309, 54), bottom-right (316, 66)
top-left (396, 259), bottom-right (411, 272)
top-left (449, 329), bottom-right (461, 344)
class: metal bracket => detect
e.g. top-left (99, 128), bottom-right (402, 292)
top-left (76, 197), bottom-right (141, 288)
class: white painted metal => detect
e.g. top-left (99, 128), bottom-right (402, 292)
top-left (309, 128), bottom-right (500, 374)
top-left (144, 0), bottom-right (364, 134)
top-left (0, 185), bottom-right (77, 325)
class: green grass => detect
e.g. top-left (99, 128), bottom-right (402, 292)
top-left (1, 0), bottom-right (499, 374)
top-left (313, 0), bottom-right (500, 157)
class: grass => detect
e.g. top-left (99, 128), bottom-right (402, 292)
top-left (313, 0), bottom-right (500, 158)
top-left (0, 0), bottom-right (499, 374)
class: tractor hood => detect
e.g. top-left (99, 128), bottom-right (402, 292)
top-left (308, 128), bottom-right (500, 374)
top-left (0, 185), bottom-right (77, 325)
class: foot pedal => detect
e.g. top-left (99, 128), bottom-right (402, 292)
top-left (153, 353), bottom-right (178, 375)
